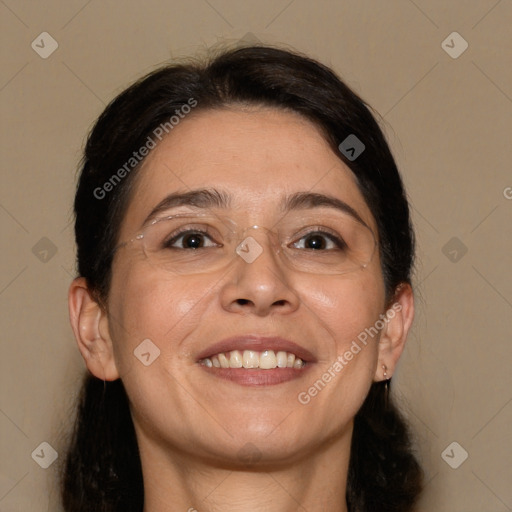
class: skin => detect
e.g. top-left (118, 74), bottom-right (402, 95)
top-left (69, 107), bottom-right (414, 512)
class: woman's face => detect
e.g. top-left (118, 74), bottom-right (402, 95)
top-left (106, 107), bottom-right (387, 465)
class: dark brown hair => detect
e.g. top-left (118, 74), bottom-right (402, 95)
top-left (61, 45), bottom-right (422, 511)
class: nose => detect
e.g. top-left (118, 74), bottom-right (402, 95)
top-left (219, 226), bottom-right (301, 316)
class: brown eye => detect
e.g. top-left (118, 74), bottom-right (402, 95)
top-left (164, 229), bottom-right (218, 250)
top-left (293, 231), bottom-right (347, 251)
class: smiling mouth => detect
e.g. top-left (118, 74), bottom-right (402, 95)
top-left (199, 349), bottom-right (307, 369)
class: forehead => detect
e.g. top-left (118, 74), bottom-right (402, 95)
top-left (120, 107), bottom-right (377, 237)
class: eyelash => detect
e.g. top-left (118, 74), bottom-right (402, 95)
top-left (163, 227), bottom-right (347, 250)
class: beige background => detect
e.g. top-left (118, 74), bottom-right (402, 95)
top-left (1, 1), bottom-right (511, 511)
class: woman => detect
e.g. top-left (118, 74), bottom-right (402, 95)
top-left (61, 45), bottom-right (423, 511)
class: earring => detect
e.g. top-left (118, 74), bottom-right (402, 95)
top-left (382, 364), bottom-right (390, 407)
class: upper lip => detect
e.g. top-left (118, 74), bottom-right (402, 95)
top-left (196, 335), bottom-right (317, 363)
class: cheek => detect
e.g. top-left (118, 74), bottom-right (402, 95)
top-left (306, 269), bottom-right (385, 345)
top-left (107, 266), bottom-right (211, 372)
top-left (298, 271), bottom-right (385, 413)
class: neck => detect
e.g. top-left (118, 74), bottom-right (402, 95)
top-left (139, 430), bottom-right (351, 512)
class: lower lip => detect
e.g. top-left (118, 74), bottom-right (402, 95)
top-left (197, 364), bottom-right (314, 386)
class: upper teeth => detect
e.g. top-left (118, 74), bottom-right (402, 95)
top-left (200, 350), bottom-right (305, 369)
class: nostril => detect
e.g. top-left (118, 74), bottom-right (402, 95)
top-left (236, 299), bottom-right (250, 305)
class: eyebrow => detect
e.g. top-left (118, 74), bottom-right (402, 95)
top-left (141, 188), bottom-right (369, 228)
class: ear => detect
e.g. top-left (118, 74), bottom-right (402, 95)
top-left (374, 283), bottom-right (415, 381)
top-left (68, 277), bottom-right (120, 381)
